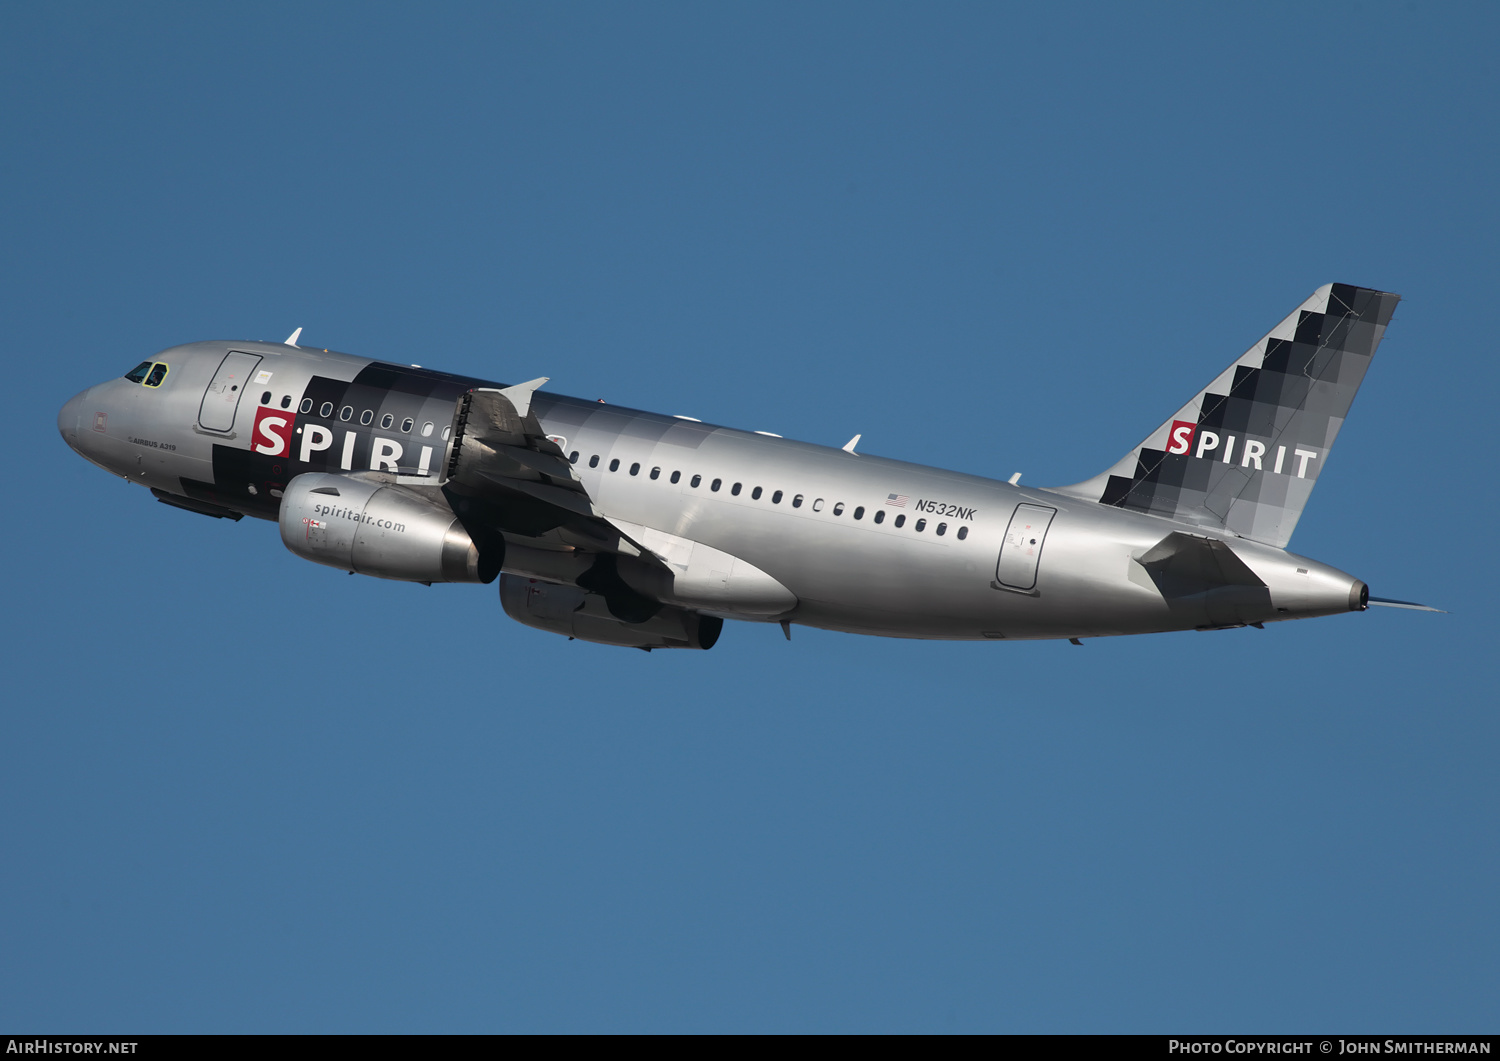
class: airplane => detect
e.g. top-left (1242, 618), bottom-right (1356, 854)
top-left (57, 282), bottom-right (1437, 651)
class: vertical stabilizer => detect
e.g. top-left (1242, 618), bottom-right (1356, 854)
top-left (1052, 283), bottom-right (1400, 548)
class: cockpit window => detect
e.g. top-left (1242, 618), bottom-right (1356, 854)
top-left (124, 361), bottom-right (153, 384)
top-left (143, 363), bottom-right (169, 388)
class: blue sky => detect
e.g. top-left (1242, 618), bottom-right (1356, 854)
top-left (2, 2), bottom-right (1496, 1032)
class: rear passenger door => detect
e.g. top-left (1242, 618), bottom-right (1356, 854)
top-left (995, 504), bottom-right (1056, 592)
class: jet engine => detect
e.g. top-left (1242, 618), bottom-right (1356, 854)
top-left (279, 472), bottom-right (499, 583)
top-left (499, 573), bottom-right (722, 650)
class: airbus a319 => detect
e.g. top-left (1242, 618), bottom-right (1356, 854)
top-left (58, 283), bottom-right (1435, 651)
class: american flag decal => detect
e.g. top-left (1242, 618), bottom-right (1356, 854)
top-left (886, 493), bottom-right (908, 508)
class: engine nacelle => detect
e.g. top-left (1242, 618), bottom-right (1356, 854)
top-left (499, 574), bottom-right (722, 650)
top-left (279, 472), bottom-right (498, 583)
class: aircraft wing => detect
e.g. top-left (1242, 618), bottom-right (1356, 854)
top-left (444, 382), bottom-right (649, 556)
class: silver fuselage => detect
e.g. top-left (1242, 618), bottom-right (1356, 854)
top-left (59, 341), bottom-right (1364, 641)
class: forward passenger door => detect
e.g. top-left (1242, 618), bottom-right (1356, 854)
top-left (198, 351), bottom-right (262, 433)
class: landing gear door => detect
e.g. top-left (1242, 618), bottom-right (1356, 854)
top-left (995, 503), bottom-right (1056, 592)
top-left (198, 351), bottom-right (262, 433)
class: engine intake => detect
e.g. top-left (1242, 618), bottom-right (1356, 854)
top-left (280, 472), bottom-right (498, 583)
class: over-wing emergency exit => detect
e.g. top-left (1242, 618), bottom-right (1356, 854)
top-left (58, 283), bottom-right (1437, 650)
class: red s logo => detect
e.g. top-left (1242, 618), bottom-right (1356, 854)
top-left (1166, 420), bottom-right (1197, 456)
top-left (253, 406), bottom-right (295, 456)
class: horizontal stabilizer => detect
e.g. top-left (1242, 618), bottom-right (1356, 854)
top-left (1136, 531), bottom-right (1273, 628)
top-left (1137, 531), bottom-right (1266, 594)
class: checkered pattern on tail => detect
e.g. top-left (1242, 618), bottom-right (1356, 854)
top-left (1053, 283), bottom-right (1400, 549)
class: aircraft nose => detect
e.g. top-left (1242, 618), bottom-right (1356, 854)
top-left (58, 389), bottom-right (87, 448)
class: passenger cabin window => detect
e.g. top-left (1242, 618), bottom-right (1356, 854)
top-left (895, 514), bottom-right (906, 528)
top-left (772, 490), bottom-right (782, 503)
top-left (320, 402), bottom-right (334, 417)
top-left (711, 478), bottom-right (722, 492)
top-left (629, 462), bottom-right (640, 476)
top-left (143, 364), bottom-right (168, 388)
top-left (570, 452), bottom-right (580, 464)
top-left (420, 422), bottom-right (434, 437)
top-left (874, 509), bottom-right (885, 524)
top-left (957, 526), bottom-right (968, 540)
top-left (401, 418), bottom-right (414, 433)
top-left (812, 498), bottom-right (824, 512)
top-left (650, 467), bottom-right (661, 480)
top-left (854, 506), bottom-right (864, 520)
top-left (360, 409), bottom-right (373, 425)
top-left (124, 361), bottom-right (153, 384)
top-left (609, 458), bottom-right (620, 472)
top-left (260, 391), bottom-right (272, 405)
top-left (589, 455), bottom-right (600, 468)
top-left (936, 523), bottom-right (947, 536)
top-left (300, 398), bottom-right (313, 414)
top-left (442, 427), bottom-right (450, 441)
top-left (731, 482), bottom-right (741, 496)
top-left (380, 413), bottom-right (394, 429)
top-left (691, 475), bottom-right (702, 488)
top-left (340, 406), bottom-right (353, 421)
top-left (281, 395), bottom-right (292, 409)
top-left (915, 519), bottom-right (926, 532)
top-left (751, 486), bottom-right (762, 500)
top-left (792, 494), bottom-right (803, 508)
top-left (670, 471), bottom-right (681, 484)
top-left (832, 502), bottom-right (844, 516)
